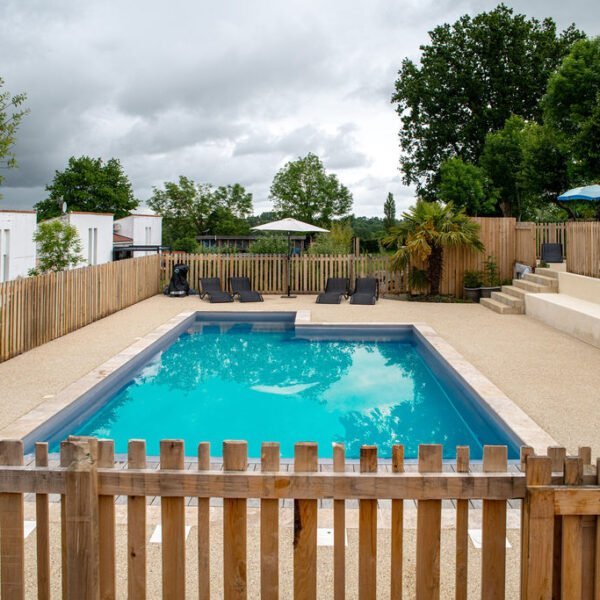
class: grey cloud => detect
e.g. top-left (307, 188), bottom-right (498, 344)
top-left (0, 0), bottom-right (597, 216)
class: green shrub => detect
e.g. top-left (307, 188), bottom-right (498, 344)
top-left (248, 235), bottom-right (288, 254)
top-left (463, 270), bottom-right (482, 288)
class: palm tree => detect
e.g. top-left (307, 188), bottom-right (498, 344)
top-left (383, 200), bottom-right (484, 296)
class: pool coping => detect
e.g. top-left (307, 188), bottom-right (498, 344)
top-left (3, 309), bottom-right (557, 457)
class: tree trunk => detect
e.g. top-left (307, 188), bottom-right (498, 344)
top-left (428, 244), bottom-right (443, 296)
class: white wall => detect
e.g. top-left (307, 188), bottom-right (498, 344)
top-left (0, 211), bottom-right (37, 281)
top-left (114, 214), bottom-right (162, 256)
top-left (65, 212), bottom-right (114, 266)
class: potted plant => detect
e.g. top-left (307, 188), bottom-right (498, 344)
top-left (480, 255), bottom-right (501, 298)
top-left (463, 270), bottom-right (482, 302)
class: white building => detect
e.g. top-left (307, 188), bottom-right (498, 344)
top-left (113, 213), bottom-right (162, 258)
top-left (60, 212), bottom-right (114, 267)
top-left (0, 210), bottom-right (37, 281)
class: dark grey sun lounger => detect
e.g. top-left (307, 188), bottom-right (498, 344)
top-left (230, 277), bottom-right (263, 302)
top-left (540, 243), bottom-right (563, 263)
top-left (199, 277), bottom-right (233, 303)
top-left (316, 277), bottom-right (350, 304)
top-left (349, 277), bottom-right (379, 305)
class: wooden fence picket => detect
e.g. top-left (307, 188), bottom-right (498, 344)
top-left (359, 446), bottom-right (378, 600)
top-left (261, 443), bottom-right (280, 600)
top-left (0, 440), bottom-right (25, 600)
top-left (293, 442), bottom-right (318, 600)
top-left (223, 441), bottom-right (248, 600)
top-left (98, 440), bottom-right (116, 600)
top-left (127, 440), bottom-right (147, 600)
top-left (34, 442), bottom-right (51, 600)
top-left (455, 446), bottom-right (469, 600)
top-left (160, 440), bottom-right (186, 600)
top-left (390, 444), bottom-right (404, 600)
top-left (481, 446), bottom-right (508, 600)
top-left (333, 443), bottom-right (346, 600)
top-left (198, 442), bottom-right (211, 600)
top-left (416, 445), bottom-right (443, 600)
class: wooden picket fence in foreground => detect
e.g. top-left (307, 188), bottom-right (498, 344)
top-left (0, 437), bottom-right (599, 599)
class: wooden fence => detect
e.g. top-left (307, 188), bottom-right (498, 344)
top-left (566, 221), bottom-right (600, 278)
top-left (0, 436), bottom-right (598, 599)
top-left (535, 223), bottom-right (568, 259)
top-left (0, 255), bottom-right (161, 363)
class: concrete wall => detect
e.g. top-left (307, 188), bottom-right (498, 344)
top-left (557, 271), bottom-right (600, 304)
top-left (0, 210), bottom-right (37, 281)
top-left (114, 214), bottom-right (162, 256)
top-left (525, 271), bottom-right (600, 349)
top-left (65, 212), bottom-right (114, 266)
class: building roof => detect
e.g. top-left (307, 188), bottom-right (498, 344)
top-left (69, 211), bottom-right (114, 216)
top-left (0, 209), bottom-right (36, 214)
top-left (113, 233), bottom-right (133, 244)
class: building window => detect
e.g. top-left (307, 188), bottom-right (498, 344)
top-left (145, 226), bottom-right (151, 244)
top-left (88, 227), bottom-right (98, 265)
top-left (0, 229), bottom-right (9, 282)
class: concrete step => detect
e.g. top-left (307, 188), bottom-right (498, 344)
top-left (502, 285), bottom-right (527, 300)
top-left (513, 279), bottom-right (554, 294)
top-left (535, 267), bottom-right (559, 279)
top-left (491, 291), bottom-right (525, 312)
top-left (480, 297), bottom-right (522, 314)
top-left (523, 273), bottom-right (559, 289)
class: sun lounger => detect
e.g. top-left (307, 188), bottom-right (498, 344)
top-left (230, 277), bottom-right (263, 302)
top-left (199, 277), bottom-right (233, 303)
top-left (349, 277), bottom-right (379, 305)
top-left (316, 277), bottom-right (350, 304)
top-left (540, 243), bottom-right (563, 263)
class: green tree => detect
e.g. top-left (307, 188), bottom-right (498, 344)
top-left (439, 157), bottom-right (497, 216)
top-left (270, 153), bottom-right (352, 225)
top-left (35, 156), bottom-right (138, 220)
top-left (383, 201), bottom-right (484, 295)
top-left (248, 235), bottom-right (288, 254)
top-left (392, 5), bottom-right (583, 196)
top-left (308, 222), bottom-right (353, 255)
top-left (542, 37), bottom-right (600, 184)
top-left (148, 176), bottom-right (253, 247)
top-left (383, 193), bottom-right (396, 232)
top-left (29, 220), bottom-right (84, 275)
top-left (0, 78), bottom-right (28, 195)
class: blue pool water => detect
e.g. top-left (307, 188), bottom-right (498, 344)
top-left (56, 317), bottom-right (520, 459)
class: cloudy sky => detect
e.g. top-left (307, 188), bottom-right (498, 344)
top-left (1, 0), bottom-right (597, 217)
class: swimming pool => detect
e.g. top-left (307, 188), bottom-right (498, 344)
top-left (35, 312), bottom-right (522, 459)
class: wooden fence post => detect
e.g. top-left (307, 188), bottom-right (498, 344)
top-left (198, 442), bottom-right (211, 600)
top-left (416, 444), bottom-right (442, 600)
top-left (294, 442), bottom-right (318, 600)
top-left (127, 440), bottom-right (147, 600)
top-left (390, 444), bottom-right (404, 600)
top-left (0, 440), bottom-right (25, 600)
top-left (522, 456), bottom-right (553, 600)
top-left (62, 438), bottom-right (100, 600)
top-left (333, 443), bottom-right (346, 600)
top-left (223, 441), bottom-right (248, 600)
top-left (455, 446), bottom-right (469, 600)
top-left (261, 442), bottom-right (280, 600)
top-left (359, 446), bottom-right (378, 600)
top-left (35, 442), bottom-right (51, 600)
top-left (160, 440), bottom-right (186, 600)
top-left (561, 456), bottom-right (583, 598)
top-left (481, 446), bottom-right (508, 600)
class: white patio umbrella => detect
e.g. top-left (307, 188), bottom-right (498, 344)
top-left (251, 218), bottom-right (329, 298)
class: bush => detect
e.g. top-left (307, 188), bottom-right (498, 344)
top-left (308, 222), bottom-right (353, 255)
top-left (171, 237), bottom-right (199, 253)
top-left (482, 255), bottom-right (501, 287)
top-left (463, 270), bottom-right (482, 288)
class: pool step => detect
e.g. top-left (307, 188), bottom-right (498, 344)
top-left (480, 297), bottom-right (522, 314)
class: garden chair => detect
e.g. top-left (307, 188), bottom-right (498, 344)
top-left (316, 277), bottom-right (350, 304)
top-left (230, 277), bottom-right (263, 302)
top-left (349, 277), bottom-right (379, 305)
top-left (199, 277), bottom-right (233, 303)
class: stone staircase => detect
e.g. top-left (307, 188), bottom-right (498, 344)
top-left (480, 268), bottom-right (559, 314)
